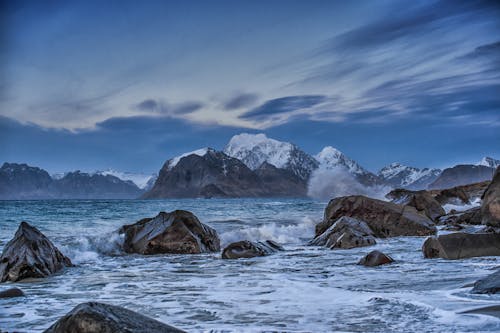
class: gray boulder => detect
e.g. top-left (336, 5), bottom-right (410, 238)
top-left (120, 210), bottom-right (220, 254)
top-left (0, 222), bottom-right (72, 282)
top-left (309, 216), bottom-right (376, 249)
top-left (358, 250), bottom-right (394, 267)
top-left (0, 287), bottom-right (25, 298)
top-left (222, 240), bottom-right (284, 259)
top-left (471, 269), bottom-right (500, 294)
top-left (386, 189), bottom-right (445, 220)
top-left (422, 232), bottom-right (500, 259)
top-left (43, 302), bottom-right (185, 333)
top-left (316, 195), bottom-right (436, 238)
top-left (481, 166), bottom-right (500, 227)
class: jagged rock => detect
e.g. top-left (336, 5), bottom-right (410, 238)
top-left (422, 232), bottom-right (500, 259)
top-left (438, 207), bottom-right (482, 226)
top-left (222, 240), bottom-right (284, 259)
top-left (358, 250), bottom-right (394, 267)
top-left (481, 166), bottom-right (500, 227)
top-left (309, 217), bottom-right (376, 249)
top-left (429, 181), bottom-right (490, 206)
top-left (0, 222), bottom-right (72, 282)
top-left (471, 269), bottom-right (500, 294)
top-left (120, 210), bottom-right (220, 254)
top-left (460, 305), bottom-right (500, 318)
top-left (43, 302), bottom-right (185, 333)
top-left (0, 287), bottom-right (25, 298)
top-left (386, 189), bottom-right (445, 220)
top-left (315, 195), bottom-right (436, 238)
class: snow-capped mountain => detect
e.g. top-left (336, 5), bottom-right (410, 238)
top-left (167, 148), bottom-right (209, 170)
top-left (477, 157), bottom-right (500, 169)
top-left (96, 169), bottom-right (157, 190)
top-left (377, 163), bottom-right (441, 190)
top-left (315, 146), bottom-right (367, 175)
top-left (224, 133), bottom-right (318, 180)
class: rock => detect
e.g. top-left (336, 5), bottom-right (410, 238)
top-left (222, 240), bottom-right (284, 259)
top-left (460, 305), bottom-right (500, 318)
top-left (309, 216), bottom-right (376, 249)
top-left (430, 181), bottom-right (490, 205)
top-left (120, 210), bottom-right (220, 254)
top-left (358, 250), bottom-right (394, 267)
top-left (471, 269), bottom-right (500, 294)
top-left (43, 302), bottom-right (185, 333)
top-left (481, 166), bottom-right (500, 227)
top-left (438, 207), bottom-right (482, 226)
top-left (422, 232), bottom-right (500, 259)
top-left (386, 189), bottom-right (445, 220)
top-left (0, 287), bottom-right (25, 298)
top-left (0, 222), bottom-right (72, 282)
top-left (316, 195), bottom-right (436, 238)
top-left (441, 223), bottom-right (464, 231)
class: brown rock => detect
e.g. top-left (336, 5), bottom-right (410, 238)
top-left (358, 250), bottom-right (394, 267)
top-left (0, 222), bottom-right (72, 282)
top-left (316, 195), bottom-right (436, 238)
top-left (481, 166), bottom-right (500, 227)
top-left (0, 287), bottom-right (25, 298)
top-left (309, 216), bottom-right (376, 249)
top-left (386, 189), bottom-right (445, 220)
top-left (120, 210), bottom-right (220, 254)
top-left (422, 232), bottom-right (500, 259)
top-left (222, 240), bottom-right (284, 259)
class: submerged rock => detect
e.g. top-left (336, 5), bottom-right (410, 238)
top-left (120, 210), bottom-right (220, 254)
top-left (43, 302), bottom-right (185, 333)
top-left (386, 189), bottom-right (445, 221)
top-left (0, 287), bottom-right (25, 298)
top-left (471, 269), bottom-right (500, 294)
top-left (222, 240), bottom-right (284, 259)
top-left (0, 222), bottom-right (72, 282)
top-left (316, 195), bottom-right (436, 238)
top-left (358, 250), bottom-right (394, 267)
top-left (481, 166), bottom-right (500, 227)
top-left (422, 232), bottom-right (500, 259)
top-left (460, 305), bottom-right (500, 318)
top-left (309, 216), bottom-right (376, 249)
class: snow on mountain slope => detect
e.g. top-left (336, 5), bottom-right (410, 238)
top-left (168, 148), bottom-right (210, 169)
top-left (377, 163), bottom-right (441, 189)
top-left (477, 157), bottom-right (500, 169)
top-left (224, 133), bottom-right (318, 180)
top-left (315, 146), bottom-right (368, 175)
top-left (97, 169), bottom-right (157, 189)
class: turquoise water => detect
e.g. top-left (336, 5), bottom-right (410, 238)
top-left (0, 199), bottom-right (499, 332)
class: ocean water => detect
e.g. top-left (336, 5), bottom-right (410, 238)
top-left (0, 198), bottom-right (499, 332)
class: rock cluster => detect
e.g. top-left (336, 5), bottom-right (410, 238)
top-left (310, 217), bottom-right (376, 249)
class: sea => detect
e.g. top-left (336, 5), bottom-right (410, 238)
top-left (0, 198), bottom-right (499, 332)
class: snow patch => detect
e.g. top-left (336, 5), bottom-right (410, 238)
top-left (477, 157), bottom-right (500, 169)
top-left (169, 148), bottom-right (209, 169)
top-left (97, 169), bottom-right (157, 189)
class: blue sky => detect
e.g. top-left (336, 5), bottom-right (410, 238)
top-left (1, 0), bottom-right (499, 173)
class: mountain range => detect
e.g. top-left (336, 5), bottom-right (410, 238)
top-left (1, 133), bottom-right (498, 199)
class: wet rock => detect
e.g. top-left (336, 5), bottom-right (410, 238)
top-left (120, 210), bottom-right (220, 254)
top-left (309, 216), bottom-right (376, 249)
top-left (358, 250), bottom-right (394, 267)
top-left (386, 189), bottom-right (445, 221)
top-left (471, 269), bottom-right (500, 294)
top-left (481, 166), bottom-right (500, 227)
top-left (43, 302), bottom-right (185, 333)
top-left (441, 223), bottom-right (465, 231)
top-left (222, 240), bottom-right (284, 259)
top-left (0, 287), bottom-right (25, 298)
top-left (0, 222), bottom-right (72, 282)
top-left (422, 232), bottom-right (500, 259)
top-left (460, 305), bottom-right (500, 318)
top-left (316, 195), bottom-right (436, 238)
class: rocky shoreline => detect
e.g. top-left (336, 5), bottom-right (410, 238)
top-left (1, 166), bottom-right (499, 331)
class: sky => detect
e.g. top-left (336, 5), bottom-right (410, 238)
top-left (1, 0), bottom-right (499, 174)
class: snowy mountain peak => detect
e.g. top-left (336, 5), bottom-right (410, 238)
top-left (315, 146), bottom-right (367, 175)
top-left (168, 147), bottom-right (211, 169)
top-left (224, 133), bottom-right (318, 179)
top-left (378, 163), bottom-right (441, 189)
top-left (477, 156), bottom-right (500, 169)
top-left (95, 169), bottom-right (157, 189)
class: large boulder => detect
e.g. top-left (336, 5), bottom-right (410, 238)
top-left (309, 216), bottom-right (376, 249)
top-left (316, 195), bottom-right (436, 238)
top-left (471, 269), bottom-right (500, 294)
top-left (0, 222), bottom-right (72, 282)
top-left (120, 210), bottom-right (220, 254)
top-left (221, 240), bottom-right (284, 259)
top-left (0, 287), bottom-right (25, 298)
top-left (422, 232), bottom-right (500, 259)
top-left (386, 189), bottom-right (445, 220)
top-left (438, 207), bottom-right (482, 226)
top-left (358, 250), bottom-right (394, 267)
top-left (43, 302), bottom-right (185, 333)
top-left (481, 166), bottom-right (500, 227)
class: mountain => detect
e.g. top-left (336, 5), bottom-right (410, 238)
top-left (428, 164), bottom-right (495, 189)
top-left (0, 163), bottom-right (54, 199)
top-left (477, 157), bottom-right (500, 169)
top-left (224, 133), bottom-right (318, 180)
top-left (315, 146), bottom-right (381, 186)
top-left (96, 169), bottom-right (157, 190)
top-left (377, 163), bottom-right (441, 190)
top-left (0, 162), bottom-right (143, 199)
